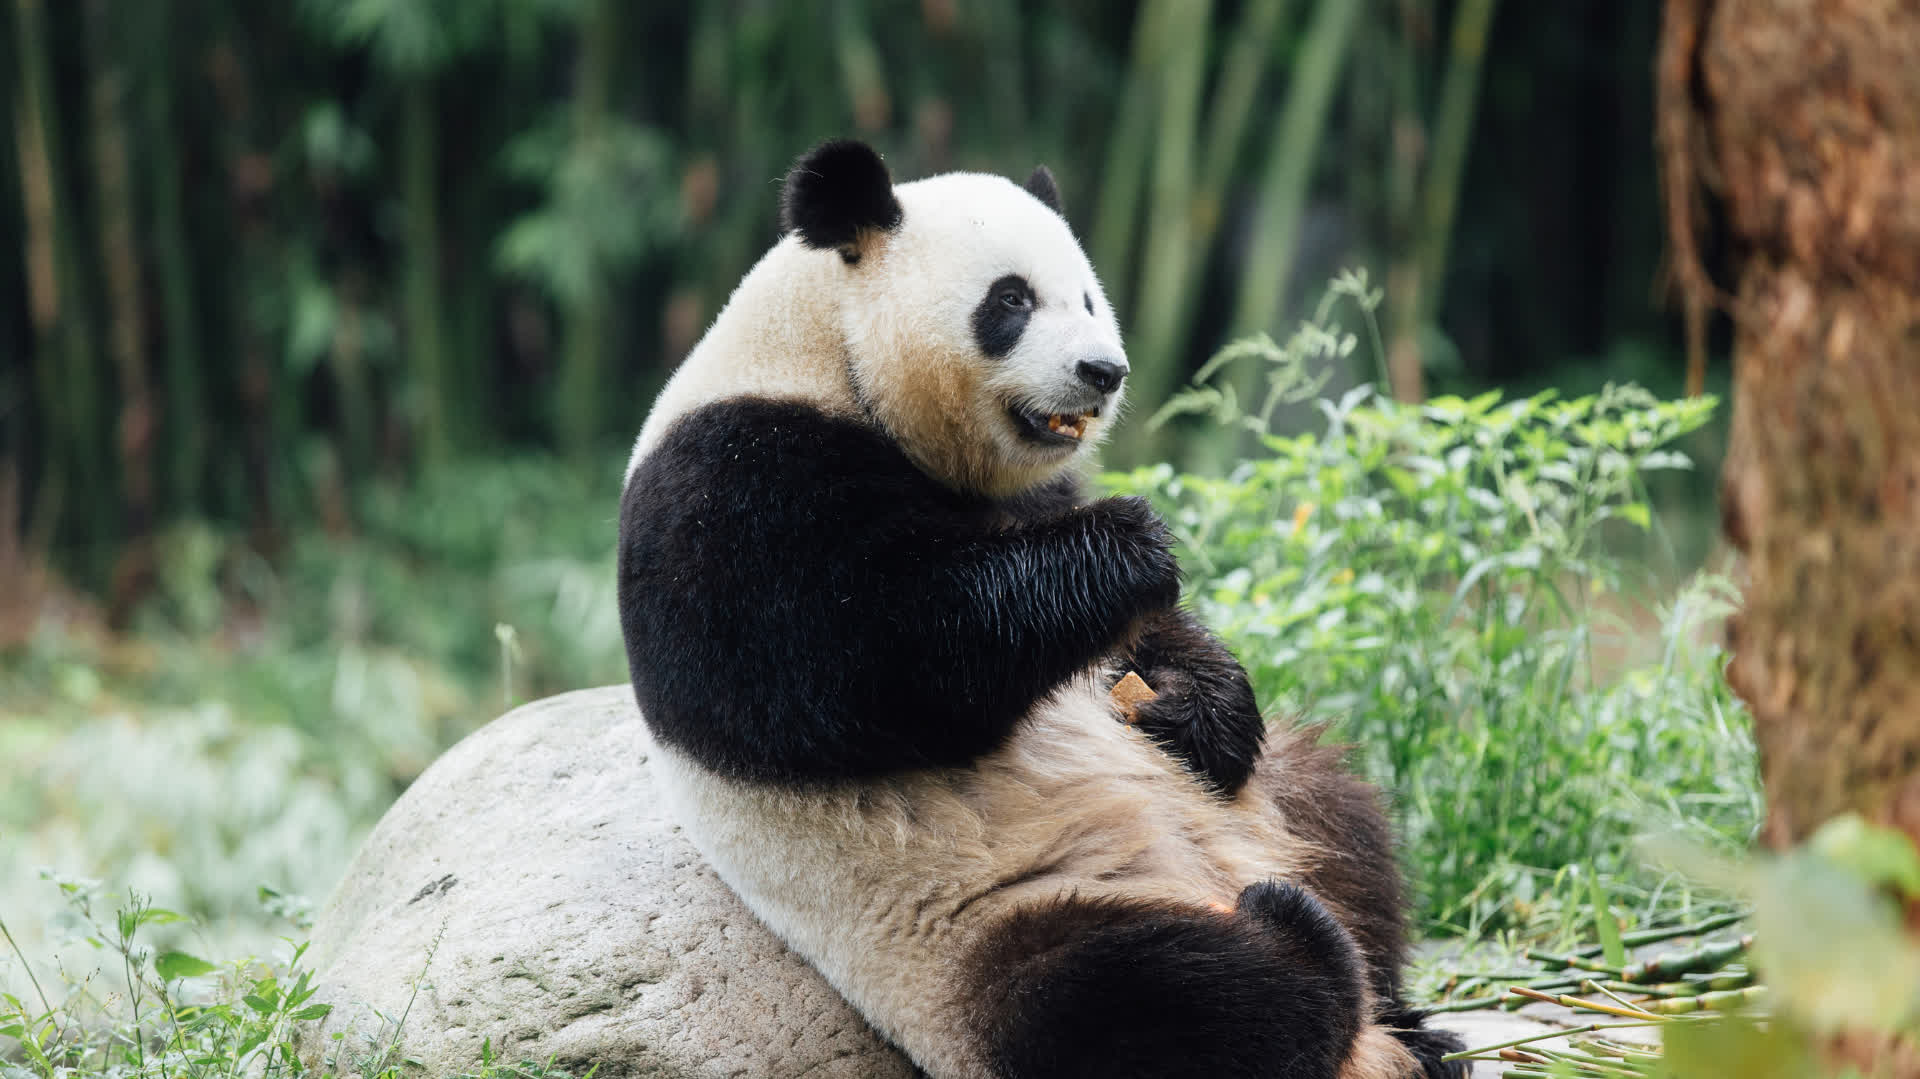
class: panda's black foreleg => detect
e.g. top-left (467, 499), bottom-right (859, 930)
top-left (1118, 608), bottom-right (1266, 796)
top-left (968, 882), bottom-right (1373, 1079)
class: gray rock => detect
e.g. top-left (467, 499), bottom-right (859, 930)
top-left (298, 685), bottom-right (916, 1078)
top-left (302, 685), bottom-right (1582, 1078)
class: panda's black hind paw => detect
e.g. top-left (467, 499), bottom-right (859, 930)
top-left (1382, 1007), bottom-right (1469, 1079)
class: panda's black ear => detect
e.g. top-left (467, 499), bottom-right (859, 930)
top-left (781, 139), bottom-right (903, 264)
top-left (1023, 165), bottom-right (1063, 215)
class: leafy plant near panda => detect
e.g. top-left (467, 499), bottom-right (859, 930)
top-left (1105, 271), bottom-right (1757, 932)
top-left (0, 876), bottom-right (591, 1078)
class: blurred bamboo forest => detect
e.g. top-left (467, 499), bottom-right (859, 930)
top-left (2, 0), bottom-right (1692, 609)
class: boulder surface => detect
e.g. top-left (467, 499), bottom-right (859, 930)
top-left (298, 685), bottom-right (916, 1078)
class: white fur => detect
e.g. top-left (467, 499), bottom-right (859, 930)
top-left (628, 172), bottom-right (1125, 496)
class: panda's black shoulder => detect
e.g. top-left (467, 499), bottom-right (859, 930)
top-left (627, 397), bottom-right (974, 527)
top-left (636, 397), bottom-right (911, 492)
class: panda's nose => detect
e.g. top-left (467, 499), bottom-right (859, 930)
top-left (1076, 358), bottom-right (1128, 394)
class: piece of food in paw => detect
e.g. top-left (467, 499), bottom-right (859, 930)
top-left (1109, 670), bottom-right (1157, 723)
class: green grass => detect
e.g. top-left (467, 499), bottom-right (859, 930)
top-left (0, 878), bottom-right (594, 1077)
top-left (1, 454), bottom-right (629, 999)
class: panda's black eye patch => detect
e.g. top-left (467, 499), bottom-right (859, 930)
top-left (973, 274), bottom-right (1035, 358)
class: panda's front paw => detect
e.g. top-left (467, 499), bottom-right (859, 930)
top-left (1130, 663), bottom-right (1263, 796)
top-left (1083, 496), bottom-right (1180, 611)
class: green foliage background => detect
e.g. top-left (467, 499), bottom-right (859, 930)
top-left (2, 0), bottom-right (1694, 583)
top-left (1, 0), bottom-right (1753, 1021)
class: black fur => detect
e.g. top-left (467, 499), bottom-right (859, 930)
top-left (971, 274), bottom-right (1035, 358)
top-left (1022, 165), bottom-right (1063, 214)
top-left (1249, 727), bottom-right (1466, 1074)
top-left (990, 471), bottom-right (1268, 796)
top-left (618, 398), bottom-right (1180, 783)
top-left (781, 139), bottom-right (903, 261)
top-left (1123, 609), bottom-right (1266, 797)
top-left (970, 882), bottom-right (1367, 1079)
top-left (1380, 1002), bottom-right (1470, 1079)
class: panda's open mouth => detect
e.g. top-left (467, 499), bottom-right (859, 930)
top-left (1009, 404), bottom-right (1094, 446)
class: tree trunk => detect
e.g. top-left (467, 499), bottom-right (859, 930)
top-left (1662, 0), bottom-right (1920, 848)
top-left (1662, 5), bottom-right (1920, 1069)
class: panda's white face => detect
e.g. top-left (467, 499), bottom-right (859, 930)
top-left (841, 173), bottom-right (1127, 497)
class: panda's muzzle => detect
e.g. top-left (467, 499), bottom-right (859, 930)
top-left (1008, 356), bottom-right (1125, 446)
top-left (1009, 403), bottom-right (1096, 446)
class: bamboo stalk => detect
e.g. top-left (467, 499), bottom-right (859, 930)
top-left (86, 0), bottom-right (156, 623)
top-left (1123, 0), bottom-right (1213, 459)
top-left (1442, 1020), bottom-right (1664, 1063)
top-left (1090, 0), bottom-right (1169, 318)
top-left (1197, 0), bottom-right (1291, 199)
top-left (557, 0), bottom-right (617, 460)
top-left (1411, 0), bottom-right (1498, 330)
top-left (1227, 0), bottom-right (1365, 340)
top-left (1617, 937), bottom-right (1751, 984)
top-left (1579, 910), bottom-right (1746, 957)
top-left (12, 0), bottom-right (58, 338)
top-left (976, 0), bottom-right (1026, 163)
top-left (1639, 986), bottom-right (1764, 1014)
top-left (401, 79), bottom-right (453, 467)
top-left (14, 0), bottom-right (106, 561)
top-left (1506, 985), bottom-right (1663, 1022)
top-left (139, 2), bottom-right (205, 509)
top-left (1384, 0), bottom-right (1428, 403)
top-left (331, 279), bottom-right (374, 480)
top-left (1132, 0), bottom-right (1293, 460)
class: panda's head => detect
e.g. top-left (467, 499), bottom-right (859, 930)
top-left (783, 140), bottom-right (1127, 497)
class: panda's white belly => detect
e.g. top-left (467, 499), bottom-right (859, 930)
top-left (646, 675), bottom-right (1314, 1078)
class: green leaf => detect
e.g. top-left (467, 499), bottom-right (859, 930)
top-left (243, 993), bottom-right (276, 1015)
top-left (291, 1003), bottom-right (334, 1021)
top-left (1663, 1014), bottom-right (1811, 1079)
top-left (155, 951), bottom-right (218, 981)
top-left (1809, 812), bottom-right (1920, 898)
top-left (1589, 875), bottom-right (1626, 968)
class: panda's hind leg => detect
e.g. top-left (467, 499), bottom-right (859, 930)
top-left (967, 881), bottom-right (1420, 1079)
top-left (1252, 727), bottom-right (1467, 1077)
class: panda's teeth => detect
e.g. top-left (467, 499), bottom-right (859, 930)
top-left (1046, 413), bottom-right (1086, 440)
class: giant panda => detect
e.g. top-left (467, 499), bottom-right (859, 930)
top-left (617, 139), bottom-right (1464, 1079)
